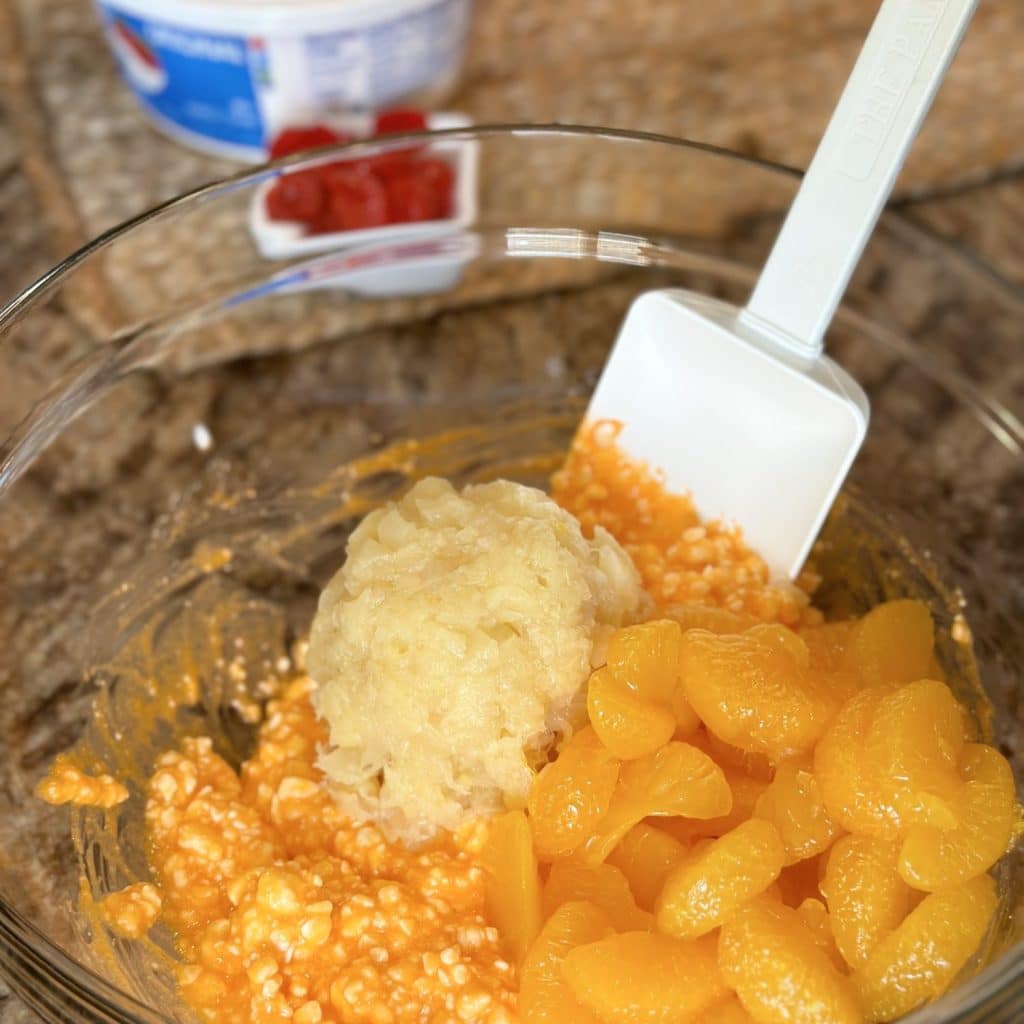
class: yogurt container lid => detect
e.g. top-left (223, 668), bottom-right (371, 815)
top-left (101, 0), bottom-right (458, 35)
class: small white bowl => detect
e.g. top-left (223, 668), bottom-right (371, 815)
top-left (249, 112), bottom-right (477, 261)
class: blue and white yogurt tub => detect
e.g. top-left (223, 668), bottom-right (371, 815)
top-left (94, 0), bottom-right (473, 161)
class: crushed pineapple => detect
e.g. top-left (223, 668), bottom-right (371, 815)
top-left (308, 476), bottom-right (646, 844)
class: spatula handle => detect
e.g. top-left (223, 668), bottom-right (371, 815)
top-left (740, 0), bottom-right (978, 359)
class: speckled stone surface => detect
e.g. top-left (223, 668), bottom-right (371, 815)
top-left (0, 1), bottom-right (1022, 1021)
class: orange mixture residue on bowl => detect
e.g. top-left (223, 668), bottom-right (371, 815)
top-left (35, 754), bottom-right (129, 809)
top-left (96, 882), bottom-right (162, 939)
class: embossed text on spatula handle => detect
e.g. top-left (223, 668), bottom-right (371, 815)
top-left (741, 0), bottom-right (977, 359)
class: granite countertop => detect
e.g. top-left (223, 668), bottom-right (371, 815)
top-left (1, 0), bottom-right (1022, 1020)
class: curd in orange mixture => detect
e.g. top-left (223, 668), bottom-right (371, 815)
top-left (145, 679), bottom-right (517, 1024)
top-left (38, 421), bottom-right (1022, 1024)
top-left (552, 421), bottom-right (820, 625)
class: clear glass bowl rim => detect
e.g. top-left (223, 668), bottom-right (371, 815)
top-left (0, 122), bottom-right (1020, 1024)
top-left (3, 121), bottom-right (1023, 336)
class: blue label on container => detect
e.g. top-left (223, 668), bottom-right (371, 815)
top-left (97, 4), bottom-right (264, 152)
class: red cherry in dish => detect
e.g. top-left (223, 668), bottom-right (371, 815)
top-left (384, 158), bottom-right (454, 222)
top-left (269, 125), bottom-right (350, 160)
top-left (265, 170), bottom-right (326, 222)
top-left (324, 165), bottom-right (389, 230)
top-left (373, 109), bottom-right (429, 135)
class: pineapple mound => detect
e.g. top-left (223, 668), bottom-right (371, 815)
top-left (308, 476), bottom-right (646, 843)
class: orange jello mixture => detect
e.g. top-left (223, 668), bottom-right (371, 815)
top-left (145, 679), bottom-right (517, 1024)
top-left (551, 421), bottom-right (821, 625)
top-left (39, 421), bottom-right (1021, 1024)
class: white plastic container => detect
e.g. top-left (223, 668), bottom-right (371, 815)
top-left (93, 0), bottom-right (473, 161)
top-left (249, 111), bottom-right (477, 259)
top-left (233, 232), bottom-right (481, 302)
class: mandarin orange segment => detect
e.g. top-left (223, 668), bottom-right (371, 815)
top-left (607, 823), bottom-right (689, 911)
top-left (519, 900), bottom-right (614, 1024)
top-left (618, 742), bottom-right (733, 816)
top-left (796, 898), bottom-right (844, 970)
top-left (798, 620), bottom-right (862, 700)
top-left (816, 679), bottom-right (967, 840)
top-left (719, 897), bottom-right (862, 1024)
top-left (588, 667), bottom-right (677, 760)
top-left (898, 743), bottom-right (1020, 891)
top-left (846, 599), bottom-right (934, 688)
top-left (815, 688), bottom-right (900, 837)
top-left (481, 810), bottom-right (542, 963)
top-left (690, 995), bottom-right (757, 1024)
top-left (583, 742), bottom-right (732, 863)
top-left (754, 759), bottom-right (841, 864)
top-left (542, 858), bottom-right (652, 931)
top-left (679, 625), bottom-right (836, 759)
top-left (660, 771), bottom-right (771, 844)
top-left (656, 819), bottom-right (785, 939)
top-left (605, 620), bottom-right (683, 705)
top-left (821, 835), bottom-right (911, 970)
top-left (853, 873), bottom-right (996, 1023)
top-left (799, 620), bottom-right (855, 673)
top-left (529, 726), bottom-right (620, 859)
top-left (695, 729), bottom-right (773, 782)
top-left (562, 931), bottom-right (728, 1024)
top-left (864, 679), bottom-right (966, 828)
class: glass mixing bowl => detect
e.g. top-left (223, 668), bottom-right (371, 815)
top-left (0, 126), bottom-right (1020, 1024)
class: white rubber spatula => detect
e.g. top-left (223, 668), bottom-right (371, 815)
top-left (586, 0), bottom-right (978, 579)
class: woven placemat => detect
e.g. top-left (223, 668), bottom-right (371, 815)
top-left (12, 0), bottom-right (1024, 236)
top-left (5, 0), bottom-right (1021, 364)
